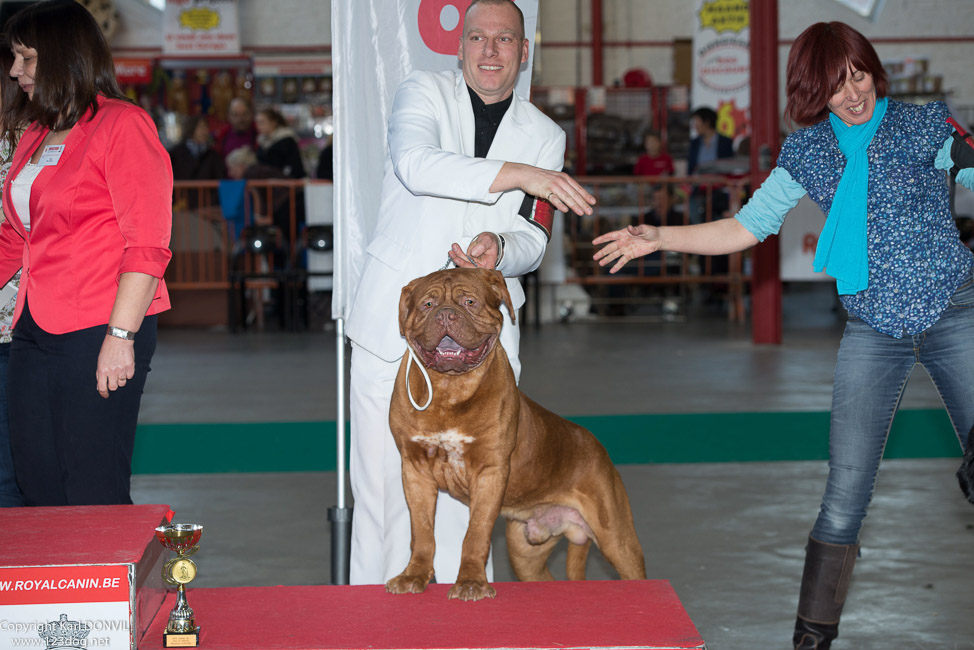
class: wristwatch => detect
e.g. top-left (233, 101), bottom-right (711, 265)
top-left (106, 325), bottom-right (136, 341)
top-left (494, 233), bottom-right (506, 268)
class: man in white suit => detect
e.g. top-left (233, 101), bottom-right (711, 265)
top-left (345, 0), bottom-right (596, 585)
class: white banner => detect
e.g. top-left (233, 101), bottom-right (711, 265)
top-left (691, 0), bottom-right (751, 142)
top-left (779, 196), bottom-right (832, 282)
top-left (162, 0), bottom-right (240, 55)
top-left (331, 0), bottom-right (539, 319)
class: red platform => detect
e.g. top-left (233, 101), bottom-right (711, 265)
top-left (142, 581), bottom-right (706, 649)
top-left (0, 504), bottom-right (170, 648)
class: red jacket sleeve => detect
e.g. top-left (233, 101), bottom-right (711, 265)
top-left (103, 106), bottom-right (174, 280)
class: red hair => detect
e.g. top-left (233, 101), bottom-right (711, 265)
top-left (784, 22), bottom-right (888, 126)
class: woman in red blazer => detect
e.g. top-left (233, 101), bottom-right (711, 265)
top-left (0, 0), bottom-right (173, 506)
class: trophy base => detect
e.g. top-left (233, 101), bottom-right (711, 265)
top-left (163, 627), bottom-right (200, 647)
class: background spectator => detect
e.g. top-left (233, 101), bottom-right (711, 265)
top-left (255, 107), bottom-right (306, 179)
top-left (169, 114), bottom-right (225, 181)
top-left (225, 146), bottom-right (263, 181)
top-left (215, 97), bottom-right (257, 161)
top-left (687, 106), bottom-right (735, 223)
top-left (644, 183), bottom-right (682, 227)
top-left (316, 136), bottom-right (333, 181)
top-left (633, 130), bottom-right (674, 177)
top-left (687, 106), bottom-right (734, 175)
top-left (225, 145), bottom-right (304, 238)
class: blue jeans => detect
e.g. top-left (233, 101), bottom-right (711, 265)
top-left (811, 275), bottom-right (974, 544)
top-left (0, 342), bottom-right (24, 506)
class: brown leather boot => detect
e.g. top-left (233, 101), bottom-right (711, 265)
top-left (793, 536), bottom-right (858, 649)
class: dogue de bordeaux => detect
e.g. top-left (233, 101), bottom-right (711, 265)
top-left (386, 267), bottom-right (645, 601)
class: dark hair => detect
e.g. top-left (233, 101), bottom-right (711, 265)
top-left (785, 22), bottom-right (888, 126)
top-left (691, 107), bottom-right (717, 129)
top-left (257, 107), bottom-right (287, 130)
top-left (464, 0), bottom-right (525, 40)
top-left (180, 114), bottom-right (209, 144)
top-left (0, 35), bottom-right (23, 150)
top-left (4, 0), bottom-right (128, 131)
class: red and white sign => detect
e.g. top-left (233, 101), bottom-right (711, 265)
top-left (115, 58), bottom-right (154, 85)
top-left (163, 0), bottom-right (240, 55)
top-left (692, 0), bottom-right (751, 141)
top-left (0, 565), bottom-right (132, 648)
top-left (697, 40), bottom-right (749, 93)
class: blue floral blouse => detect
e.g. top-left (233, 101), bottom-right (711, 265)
top-left (736, 100), bottom-right (974, 338)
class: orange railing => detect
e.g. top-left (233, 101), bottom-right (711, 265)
top-left (166, 176), bottom-right (749, 322)
top-left (169, 181), bottom-right (230, 290)
top-left (168, 179), bottom-right (311, 288)
top-left (565, 175), bottom-right (750, 321)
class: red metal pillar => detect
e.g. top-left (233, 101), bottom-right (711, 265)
top-left (591, 0), bottom-right (603, 86)
top-left (748, 0), bottom-right (782, 344)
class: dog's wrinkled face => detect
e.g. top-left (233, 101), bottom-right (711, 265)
top-left (399, 268), bottom-right (515, 374)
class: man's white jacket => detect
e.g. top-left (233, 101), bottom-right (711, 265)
top-left (346, 69), bottom-right (567, 362)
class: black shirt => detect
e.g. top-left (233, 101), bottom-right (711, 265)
top-left (466, 84), bottom-right (538, 235)
top-left (468, 85), bottom-right (513, 158)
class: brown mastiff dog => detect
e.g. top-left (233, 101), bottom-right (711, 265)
top-left (386, 267), bottom-right (645, 601)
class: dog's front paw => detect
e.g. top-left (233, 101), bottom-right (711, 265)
top-left (448, 579), bottom-right (496, 601)
top-left (386, 571), bottom-right (432, 595)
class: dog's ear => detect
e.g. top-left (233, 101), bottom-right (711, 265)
top-left (483, 268), bottom-right (515, 325)
top-left (398, 279), bottom-right (419, 337)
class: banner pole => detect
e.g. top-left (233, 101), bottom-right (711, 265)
top-left (328, 316), bottom-right (352, 585)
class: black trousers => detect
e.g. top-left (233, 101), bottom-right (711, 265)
top-left (8, 302), bottom-right (157, 506)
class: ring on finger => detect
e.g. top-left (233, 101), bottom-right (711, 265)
top-left (546, 191), bottom-right (554, 202)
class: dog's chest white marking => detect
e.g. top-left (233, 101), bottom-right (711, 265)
top-left (411, 429), bottom-right (474, 472)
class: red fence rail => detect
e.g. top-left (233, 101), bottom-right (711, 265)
top-left (166, 176), bottom-right (748, 321)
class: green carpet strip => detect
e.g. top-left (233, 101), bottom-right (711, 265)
top-left (132, 409), bottom-right (962, 474)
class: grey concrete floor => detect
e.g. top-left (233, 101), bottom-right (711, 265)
top-left (132, 284), bottom-right (974, 649)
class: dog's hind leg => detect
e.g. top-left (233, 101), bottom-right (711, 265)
top-left (596, 531), bottom-right (646, 580)
top-left (579, 490), bottom-right (646, 580)
top-left (565, 539), bottom-right (591, 580)
top-left (591, 520), bottom-right (646, 580)
top-left (505, 519), bottom-right (558, 581)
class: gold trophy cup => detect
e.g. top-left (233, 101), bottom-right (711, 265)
top-left (155, 523), bottom-right (203, 647)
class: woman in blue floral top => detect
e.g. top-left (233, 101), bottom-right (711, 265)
top-left (594, 22), bottom-right (974, 649)
top-left (0, 43), bottom-right (24, 507)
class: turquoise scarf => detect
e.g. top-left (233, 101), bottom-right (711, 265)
top-left (814, 96), bottom-right (888, 295)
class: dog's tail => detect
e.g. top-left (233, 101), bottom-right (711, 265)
top-left (565, 539), bottom-right (591, 580)
top-left (957, 424), bottom-right (974, 505)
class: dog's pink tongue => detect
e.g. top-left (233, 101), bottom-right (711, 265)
top-left (436, 336), bottom-right (463, 354)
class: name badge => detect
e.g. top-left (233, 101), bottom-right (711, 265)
top-left (37, 145), bottom-right (65, 166)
